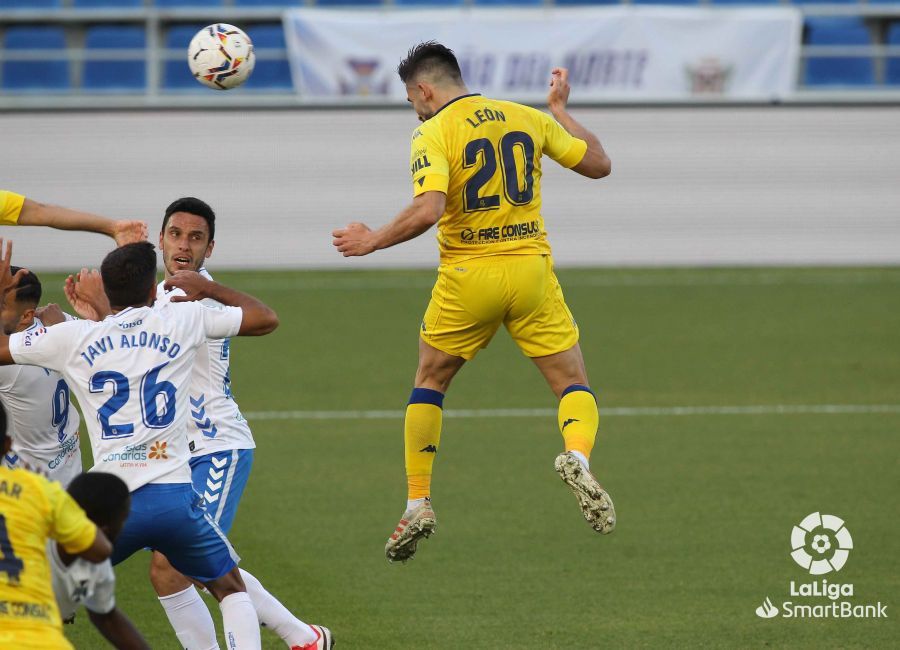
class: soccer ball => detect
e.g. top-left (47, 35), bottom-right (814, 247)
top-left (187, 24), bottom-right (255, 90)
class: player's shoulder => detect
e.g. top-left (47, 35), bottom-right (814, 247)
top-left (16, 317), bottom-right (85, 346)
top-left (155, 284), bottom-right (184, 307)
top-left (1, 466), bottom-right (56, 510)
top-left (154, 297), bottom-right (201, 317)
top-left (500, 99), bottom-right (546, 125)
top-left (411, 120), bottom-right (437, 144)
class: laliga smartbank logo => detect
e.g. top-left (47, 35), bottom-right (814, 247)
top-left (790, 512), bottom-right (852, 575)
top-left (755, 512), bottom-right (887, 620)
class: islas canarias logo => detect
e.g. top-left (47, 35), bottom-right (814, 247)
top-left (790, 512), bottom-right (853, 575)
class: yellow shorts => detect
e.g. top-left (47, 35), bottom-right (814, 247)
top-left (420, 254), bottom-right (579, 360)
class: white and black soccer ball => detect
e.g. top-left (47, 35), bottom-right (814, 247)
top-left (187, 24), bottom-right (255, 91)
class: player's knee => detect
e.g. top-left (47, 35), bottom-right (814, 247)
top-left (204, 567), bottom-right (247, 602)
top-left (414, 366), bottom-right (454, 392)
top-left (415, 352), bottom-right (464, 391)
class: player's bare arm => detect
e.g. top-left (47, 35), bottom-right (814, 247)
top-left (17, 198), bottom-right (149, 246)
top-left (163, 270), bottom-right (279, 336)
top-left (74, 527), bottom-right (114, 564)
top-left (332, 191), bottom-right (446, 257)
top-left (64, 268), bottom-right (111, 321)
top-left (547, 68), bottom-right (612, 179)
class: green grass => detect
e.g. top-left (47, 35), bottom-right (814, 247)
top-left (36, 266), bottom-right (898, 649)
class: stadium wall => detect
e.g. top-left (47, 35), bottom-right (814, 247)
top-left (3, 106), bottom-right (897, 270)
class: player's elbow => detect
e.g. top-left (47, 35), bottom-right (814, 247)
top-left (572, 152), bottom-right (611, 180)
top-left (587, 155), bottom-right (612, 179)
top-left (249, 308), bottom-right (279, 336)
top-left (78, 530), bottom-right (112, 564)
top-left (261, 309), bottom-right (279, 335)
top-left (421, 210), bottom-right (441, 227)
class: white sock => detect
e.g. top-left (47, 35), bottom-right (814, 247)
top-left (158, 585), bottom-right (219, 650)
top-left (240, 568), bottom-right (317, 646)
top-left (406, 497), bottom-right (427, 512)
top-left (570, 450), bottom-right (590, 471)
top-left (220, 592), bottom-right (261, 650)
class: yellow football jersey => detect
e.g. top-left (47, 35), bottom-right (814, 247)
top-left (410, 94), bottom-right (587, 264)
top-left (0, 466), bottom-right (96, 649)
top-left (0, 191), bottom-right (25, 226)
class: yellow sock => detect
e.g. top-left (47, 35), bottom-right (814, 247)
top-left (405, 388), bottom-right (444, 501)
top-left (558, 384), bottom-right (598, 459)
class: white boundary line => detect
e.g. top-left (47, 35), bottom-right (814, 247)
top-left (232, 270), bottom-right (900, 292)
top-left (244, 404), bottom-right (900, 421)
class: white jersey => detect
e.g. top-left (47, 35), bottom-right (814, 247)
top-left (0, 316), bottom-right (83, 487)
top-left (8, 301), bottom-right (242, 492)
top-left (155, 268), bottom-right (255, 456)
top-left (48, 541), bottom-right (116, 621)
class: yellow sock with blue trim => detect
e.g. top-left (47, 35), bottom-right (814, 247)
top-left (405, 388), bottom-right (444, 501)
top-left (558, 384), bottom-right (598, 464)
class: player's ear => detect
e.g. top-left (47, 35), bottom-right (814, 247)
top-left (19, 307), bottom-right (35, 330)
top-left (205, 240), bottom-right (215, 259)
top-left (149, 283), bottom-right (157, 304)
top-left (417, 81), bottom-right (431, 101)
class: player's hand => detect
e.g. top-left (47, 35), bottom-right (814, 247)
top-left (0, 239), bottom-right (27, 299)
top-left (34, 303), bottom-right (66, 326)
top-left (64, 269), bottom-right (111, 321)
top-left (332, 222), bottom-right (377, 257)
top-left (164, 270), bottom-right (213, 302)
top-left (548, 67), bottom-right (571, 114)
top-left (111, 220), bottom-right (149, 247)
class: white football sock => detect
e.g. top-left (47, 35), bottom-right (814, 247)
top-left (570, 450), bottom-right (590, 471)
top-left (220, 592), bottom-right (262, 649)
top-left (240, 568), bottom-right (317, 646)
top-left (158, 585), bottom-right (219, 650)
top-left (406, 497), bottom-right (427, 512)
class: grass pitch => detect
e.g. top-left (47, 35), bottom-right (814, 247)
top-left (41, 266), bottom-right (898, 649)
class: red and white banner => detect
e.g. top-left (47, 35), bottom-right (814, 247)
top-left (284, 7), bottom-right (802, 103)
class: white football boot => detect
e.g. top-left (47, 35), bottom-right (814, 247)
top-left (555, 452), bottom-right (616, 534)
top-left (384, 498), bottom-right (437, 563)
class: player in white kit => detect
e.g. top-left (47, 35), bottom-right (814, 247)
top-left (0, 239), bottom-right (277, 650)
top-left (150, 198), bottom-right (331, 650)
top-left (50, 471), bottom-right (150, 649)
top-left (62, 198), bottom-right (332, 650)
top-left (0, 268), bottom-right (82, 486)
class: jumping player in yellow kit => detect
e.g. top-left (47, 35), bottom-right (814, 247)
top-left (332, 42), bottom-right (615, 562)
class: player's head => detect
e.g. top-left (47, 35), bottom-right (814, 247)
top-left (100, 242), bottom-right (158, 310)
top-left (0, 266), bottom-right (41, 335)
top-left (67, 473), bottom-right (131, 541)
top-left (398, 41), bottom-right (466, 122)
top-left (0, 401), bottom-right (8, 455)
top-left (159, 197), bottom-right (216, 276)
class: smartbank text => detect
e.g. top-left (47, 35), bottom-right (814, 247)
top-left (780, 581), bottom-right (887, 619)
